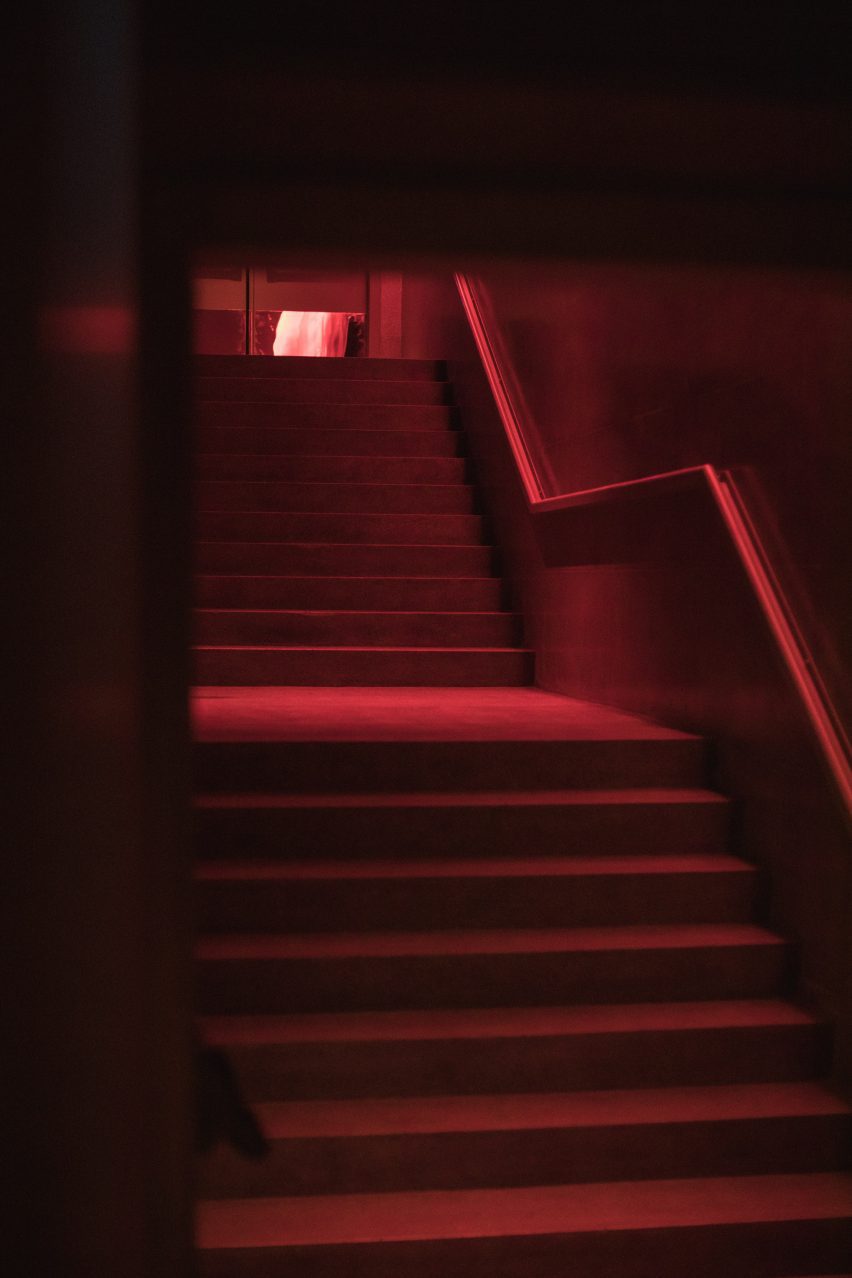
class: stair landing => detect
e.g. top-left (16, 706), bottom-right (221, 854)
top-left (192, 685), bottom-right (701, 742)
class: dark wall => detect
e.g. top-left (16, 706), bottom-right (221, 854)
top-left (10, 5), bottom-right (194, 1273)
top-left (399, 270), bottom-right (852, 1084)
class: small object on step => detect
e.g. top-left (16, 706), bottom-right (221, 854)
top-left (196, 1041), bottom-right (270, 1160)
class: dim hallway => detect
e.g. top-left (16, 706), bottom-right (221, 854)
top-left (191, 356), bottom-right (852, 1276)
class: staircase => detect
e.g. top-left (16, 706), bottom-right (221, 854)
top-left (193, 355), bottom-right (852, 1277)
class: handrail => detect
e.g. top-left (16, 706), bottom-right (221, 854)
top-left (455, 271), bottom-right (852, 821)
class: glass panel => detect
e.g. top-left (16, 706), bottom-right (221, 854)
top-left (192, 266), bottom-right (246, 354)
top-left (191, 266), bottom-right (368, 356)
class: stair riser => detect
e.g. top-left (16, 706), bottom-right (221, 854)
top-left (195, 481), bottom-right (476, 515)
top-left (195, 648), bottom-right (532, 687)
top-left (194, 738), bottom-right (708, 793)
top-left (197, 944), bottom-right (791, 1014)
top-left (200, 1112), bottom-right (852, 1198)
top-left (216, 1022), bottom-right (832, 1102)
top-left (195, 800), bottom-right (728, 859)
top-left (196, 456), bottom-right (468, 483)
top-left (198, 402), bottom-right (457, 431)
top-left (195, 356), bottom-right (445, 381)
top-left (195, 544), bottom-right (495, 577)
top-left (197, 512), bottom-right (484, 545)
top-left (197, 871), bottom-right (758, 933)
top-left (195, 577), bottom-right (504, 611)
top-left (195, 612), bottom-right (521, 647)
top-left (198, 378), bottom-right (451, 405)
top-left (198, 1219), bottom-right (852, 1278)
top-left (197, 427), bottom-right (462, 457)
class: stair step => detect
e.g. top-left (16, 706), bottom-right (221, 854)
top-left (195, 454), bottom-right (468, 483)
top-left (197, 426), bottom-right (462, 457)
top-left (200, 999), bottom-right (832, 1100)
top-left (195, 575), bottom-right (503, 611)
top-left (195, 610), bottom-right (521, 647)
top-left (195, 481), bottom-right (476, 514)
top-left (199, 1081), bottom-right (852, 1198)
top-left (194, 787), bottom-right (729, 858)
top-left (196, 923), bottom-right (792, 1014)
top-left (198, 401), bottom-right (457, 431)
top-left (194, 646), bottom-right (533, 687)
top-left (196, 1173), bottom-right (852, 1278)
top-left (196, 854), bottom-right (758, 932)
top-left (196, 512), bottom-right (485, 545)
top-left (195, 542), bottom-right (496, 576)
top-left (194, 733), bottom-right (707, 792)
top-left (198, 377), bottom-right (451, 405)
top-left (195, 356), bottom-right (446, 381)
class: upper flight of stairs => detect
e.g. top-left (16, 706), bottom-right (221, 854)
top-left (193, 355), bottom-right (532, 686)
top-left (192, 359), bottom-right (851, 1277)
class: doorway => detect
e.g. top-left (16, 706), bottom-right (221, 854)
top-left (192, 265), bottom-right (367, 356)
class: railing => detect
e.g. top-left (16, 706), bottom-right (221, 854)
top-left (455, 271), bottom-right (852, 820)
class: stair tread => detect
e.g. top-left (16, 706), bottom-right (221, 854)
top-left (191, 686), bottom-right (701, 742)
top-left (197, 480), bottom-right (472, 490)
top-left (197, 392), bottom-right (453, 404)
top-left (197, 853), bottom-right (753, 881)
top-left (197, 1172), bottom-right (852, 1249)
top-left (198, 509), bottom-right (477, 518)
top-left (196, 575), bottom-right (499, 581)
top-left (252, 1082), bottom-right (851, 1138)
top-left (198, 422), bottom-right (457, 435)
top-left (197, 922), bottom-right (785, 961)
top-left (195, 609), bottom-right (518, 618)
top-left (195, 357), bottom-right (445, 379)
top-left (195, 644), bottom-right (531, 654)
top-left (196, 540), bottom-right (495, 549)
top-left (198, 452), bottom-right (460, 460)
top-left (196, 786), bottom-right (725, 809)
top-left (200, 998), bottom-right (825, 1045)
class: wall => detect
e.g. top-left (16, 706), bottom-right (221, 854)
top-left (10, 5), bottom-right (194, 1273)
top-left (400, 269), bottom-right (852, 1083)
top-left (473, 263), bottom-right (852, 726)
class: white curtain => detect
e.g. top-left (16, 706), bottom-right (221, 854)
top-left (273, 310), bottom-right (351, 357)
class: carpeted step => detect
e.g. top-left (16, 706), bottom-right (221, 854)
top-left (196, 853), bottom-right (759, 933)
top-left (195, 646), bottom-right (533, 687)
top-left (199, 1081), bottom-right (852, 1198)
top-left (194, 787), bottom-right (729, 859)
top-left (194, 575), bottom-right (503, 612)
top-left (197, 401), bottom-right (457, 431)
top-left (195, 542), bottom-right (496, 576)
top-left (197, 426), bottom-right (462, 457)
top-left (198, 377), bottom-right (452, 405)
top-left (194, 480), bottom-right (476, 514)
top-left (195, 610), bottom-right (521, 647)
top-left (200, 1000), bottom-right (832, 1101)
top-left (196, 923), bottom-right (792, 1014)
top-left (195, 454), bottom-right (468, 483)
top-left (195, 355), bottom-right (446, 381)
top-left (191, 687), bottom-right (709, 792)
top-left (196, 1173), bottom-right (852, 1278)
top-left (196, 512), bottom-right (485, 545)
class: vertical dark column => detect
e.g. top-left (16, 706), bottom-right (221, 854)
top-left (8, 2), bottom-right (194, 1273)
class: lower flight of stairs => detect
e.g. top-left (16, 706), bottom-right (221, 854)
top-left (192, 686), bottom-right (852, 1278)
top-left (193, 354), bottom-right (532, 686)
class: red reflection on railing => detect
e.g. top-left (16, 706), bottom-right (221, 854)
top-left (456, 271), bottom-right (852, 823)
